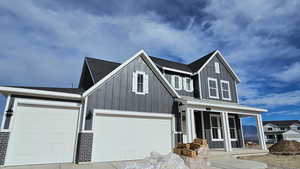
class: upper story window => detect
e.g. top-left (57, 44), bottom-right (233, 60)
top-left (280, 127), bottom-right (285, 131)
top-left (171, 75), bottom-right (182, 90)
top-left (220, 80), bottom-right (231, 101)
top-left (268, 127), bottom-right (273, 131)
top-left (183, 77), bottom-right (193, 92)
top-left (215, 62), bottom-right (220, 74)
top-left (208, 77), bottom-right (219, 99)
top-left (132, 71), bottom-right (149, 95)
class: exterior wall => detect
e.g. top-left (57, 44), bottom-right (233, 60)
top-left (85, 56), bottom-right (175, 130)
top-left (76, 132), bottom-right (93, 163)
top-left (202, 112), bottom-right (242, 149)
top-left (0, 132), bottom-right (10, 165)
top-left (199, 53), bottom-right (238, 102)
top-left (163, 70), bottom-right (194, 97)
top-left (263, 124), bottom-right (284, 132)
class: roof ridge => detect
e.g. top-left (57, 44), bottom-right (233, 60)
top-left (85, 56), bottom-right (121, 64)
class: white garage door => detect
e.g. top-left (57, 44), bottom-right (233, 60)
top-left (92, 111), bottom-right (174, 162)
top-left (5, 100), bottom-right (79, 166)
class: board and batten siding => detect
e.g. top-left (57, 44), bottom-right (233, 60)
top-left (163, 70), bottom-right (194, 97)
top-left (85, 56), bottom-right (175, 130)
top-left (200, 53), bottom-right (238, 102)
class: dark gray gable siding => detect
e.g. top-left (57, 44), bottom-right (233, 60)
top-left (85, 56), bottom-right (175, 130)
top-left (163, 70), bottom-right (194, 97)
top-left (200, 53), bottom-right (238, 102)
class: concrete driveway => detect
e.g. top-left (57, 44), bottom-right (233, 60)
top-left (0, 161), bottom-right (135, 169)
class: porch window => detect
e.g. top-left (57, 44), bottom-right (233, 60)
top-left (208, 77), bottom-right (219, 99)
top-left (220, 80), bottom-right (231, 101)
top-left (210, 115), bottom-right (223, 141)
top-left (228, 116), bottom-right (237, 140)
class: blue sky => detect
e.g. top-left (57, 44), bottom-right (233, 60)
top-left (0, 0), bottom-right (300, 125)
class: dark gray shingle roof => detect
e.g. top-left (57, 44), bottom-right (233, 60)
top-left (7, 86), bottom-right (85, 94)
top-left (149, 56), bottom-right (193, 72)
top-left (263, 120), bottom-right (300, 127)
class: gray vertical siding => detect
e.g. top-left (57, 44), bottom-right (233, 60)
top-left (200, 53), bottom-right (238, 102)
top-left (163, 71), bottom-right (194, 97)
top-left (0, 132), bottom-right (10, 165)
top-left (85, 56), bottom-right (175, 130)
top-left (202, 112), bottom-right (242, 149)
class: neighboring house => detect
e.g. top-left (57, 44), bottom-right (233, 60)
top-left (263, 120), bottom-right (300, 143)
top-left (0, 50), bottom-right (267, 166)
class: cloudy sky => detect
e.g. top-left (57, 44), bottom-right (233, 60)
top-left (0, 0), bottom-right (300, 125)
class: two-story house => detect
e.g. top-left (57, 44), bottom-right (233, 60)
top-left (0, 50), bottom-right (267, 166)
top-left (263, 120), bottom-right (300, 143)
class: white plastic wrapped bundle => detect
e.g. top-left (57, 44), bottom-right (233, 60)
top-left (122, 152), bottom-right (189, 169)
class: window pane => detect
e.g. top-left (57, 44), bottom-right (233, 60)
top-left (230, 129), bottom-right (236, 139)
top-left (210, 89), bottom-right (217, 97)
top-left (229, 118), bottom-right (235, 128)
top-left (223, 91), bottom-right (229, 98)
top-left (222, 82), bottom-right (229, 90)
top-left (209, 80), bottom-right (216, 88)
top-left (212, 128), bottom-right (218, 139)
top-left (221, 129), bottom-right (224, 139)
top-left (175, 77), bottom-right (179, 88)
top-left (137, 74), bottom-right (144, 92)
top-left (186, 78), bottom-right (191, 90)
top-left (211, 117), bottom-right (218, 127)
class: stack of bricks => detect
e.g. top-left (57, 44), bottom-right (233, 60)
top-left (173, 138), bottom-right (208, 158)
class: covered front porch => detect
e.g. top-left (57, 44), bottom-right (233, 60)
top-left (177, 97), bottom-right (268, 152)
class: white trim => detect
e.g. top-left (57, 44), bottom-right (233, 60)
top-left (85, 58), bottom-right (96, 83)
top-left (81, 97), bottom-right (89, 132)
top-left (134, 71), bottom-right (147, 95)
top-left (239, 116), bottom-right (245, 148)
top-left (190, 109), bottom-right (196, 140)
top-left (16, 98), bottom-right (81, 108)
top-left (228, 115), bottom-right (238, 141)
top-left (171, 75), bottom-right (182, 90)
top-left (210, 114), bottom-right (223, 141)
top-left (1, 95), bottom-right (11, 130)
top-left (198, 72), bottom-right (203, 99)
top-left (235, 81), bottom-right (239, 103)
top-left (214, 62), bottom-right (220, 74)
top-left (0, 86), bottom-right (81, 100)
top-left (208, 77), bottom-right (219, 99)
top-left (93, 109), bottom-right (173, 119)
top-left (183, 77), bottom-right (194, 92)
top-left (162, 67), bottom-right (193, 75)
top-left (83, 50), bottom-right (181, 98)
top-left (197, 50), bottom-right (241, 83)
top-left (220, 80), bottom-right (232, 101)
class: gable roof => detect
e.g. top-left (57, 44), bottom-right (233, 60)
top-left (263, 120), bottom-right (300, 127)
top-left (85, 57), bottom-right (121, 83)
top-left (5, 86), bottom-right (85, 94)
top-left (188, 50), bottom-right (216, 72)
top-left (150, 56), bottom-right (193, 73)
top-left (83, 50), bottom-right (181, 98)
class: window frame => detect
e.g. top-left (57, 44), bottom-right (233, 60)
top-left (228, 115), bottom-right (238, 141)
top-left (134, 71), bottom-right (147, 95)
top-left (172, 75), bottom-right (182, 90)
top-left (183, 77), bottom-right (193, 92)
top-left (220, 80), bottom-right (231, 101)
top-left (210, 114), bottom-right (224, 141)
top-left (208, 77), bottom-right (219, 99)
top-left (215, 62), bottom-right (220, 74)
top-left (267, 127), bottom-right (273, 131)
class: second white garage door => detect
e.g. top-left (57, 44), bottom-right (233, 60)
top-left (92, 110), bottom-right (174, 162)
top-left (5, 99), bottom-right (80, 166)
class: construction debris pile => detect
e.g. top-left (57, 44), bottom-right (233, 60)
top-left (174, 139), bottom-right (209, 158)
top-left (269, 140), bottom-right (300, 155)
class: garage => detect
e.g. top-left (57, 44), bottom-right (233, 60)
top-left (92, 110), bottom-right (175, 162)
top-left (5, 99), bottom-right (80, 166)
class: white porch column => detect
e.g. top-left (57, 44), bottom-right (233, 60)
top-left (221, 112), bottom-right (232, 152)
top-left (1, 95), bottom-right (11, 130)
top-left (239, 116), bottom-right (245, 148)
top-left (185, 107), bottom-right (192, 143)
top-left (190, 109), bottom-right (197, 141)
top-left (256, 114), bottom-right (267, 150)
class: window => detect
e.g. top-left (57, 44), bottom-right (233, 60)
top-left (297, 127), bottom-right (300, 130)
top-left (228, 116), bottom-right (237, 140)
top-left (267, 128), bottom-right (273, 131)
top-left (183, 77), bottom-right (193, 92)
top-left (267, 135), bottom-right (275, 139)
top-left (215, 62), bottom-right (220, 74)
top-left (210, 115), bottom-right (223, 141)
top-left (220, 80), bottom-right (231, 100)
top-left (171, 75), bottom-right (182, 90)
top-left (132, 71), bottom-right (148, 95)
top-left (280, 127), bottom-right (285, 131)
top-left (208, 77), bottom-right (219, 99)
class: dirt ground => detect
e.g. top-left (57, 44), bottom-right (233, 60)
top-left (239, 154), bottom-right (300, 169)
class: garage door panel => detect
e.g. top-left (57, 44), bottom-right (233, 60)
top-left (6, 104), bottom-right (79, 166)
top-left (92, 113), bottom-right (173, 162)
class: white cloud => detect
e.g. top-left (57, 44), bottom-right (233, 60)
top-left (265, 110), bottom-right (300, 116)
top-left (242, 90), bottom-right (300, 107)
top-left (273, 62), bottom-right (300, 82)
